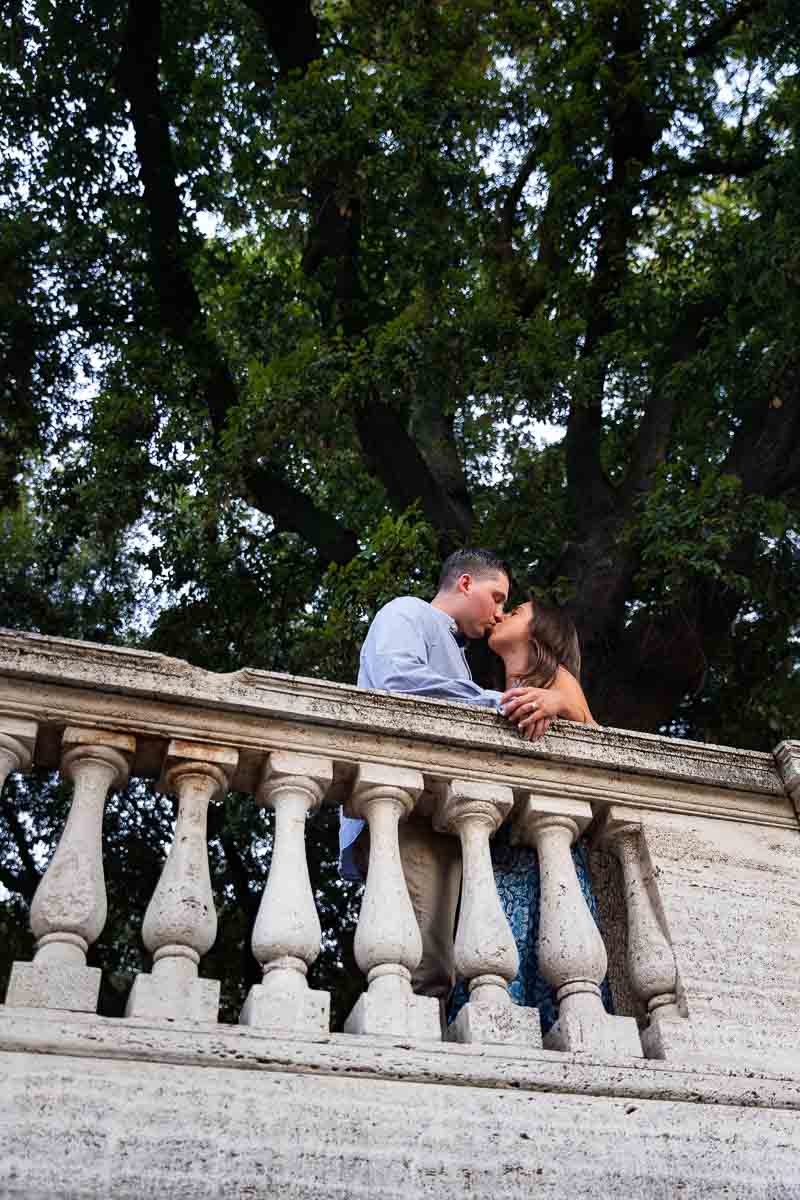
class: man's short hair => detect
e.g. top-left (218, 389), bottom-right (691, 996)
top-left (438, 548), bottom-right (512, 592)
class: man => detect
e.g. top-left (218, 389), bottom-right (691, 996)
top-left (341, 547), bottom-right (542, 1003)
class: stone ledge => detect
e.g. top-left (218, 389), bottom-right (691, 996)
top-left (0, 628), bottom-right (781, 789)
top-left (1, 1007), bottom-right (799, 1113)
top-left (0, 629), bottom-right (794, 830)
top-left (5, 1047), bottom-right (800, 1200)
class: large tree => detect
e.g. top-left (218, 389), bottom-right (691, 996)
top-left (3, 0), bottom-right (798, 736)
top-left (1, 0), bottom-right (799, 1015)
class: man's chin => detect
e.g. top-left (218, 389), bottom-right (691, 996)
top-left (464, 624), bottom-right (496, 641)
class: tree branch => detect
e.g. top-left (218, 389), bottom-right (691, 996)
top-left (214, 821), bottom-right (260, 922)
top-left (594, 347), bottom-right (798, 726)
top-left (207, 800), bottom-right (262, 991)
top-left (686, 0), bottom-right (769, 60)
top-left (621, 297), bottom-right (721, 507)
top-left (240, 0), bottom-right (321, 78)
top-left (115, 0), bottom-right (359, 565)
top-left (241, 0), bottom-right (474, 548)
top-left (115, 0), bottom-right (204, 341)
top-left (597, 367), bottom-right (798, 728)
top-left (0, 793), bottom-right (41, 900)
top-left (559, 1), bottom-right (680, 666)
top-left (486, 130), bottom-right (564, 325)
top-left (353, 395), bottom-right (472, 549)
top-left (676, 149), bottom-right (768, 179)
top-left (0, 861), bottom-right (31, 899)
top-left (724, 365), bottom-right (800, 498)
top-left (646, 149), bottom-right (769, 189)
top-left (243, 463), bottom-right (360, 565)
top-left (242, 0), bottom-right (364, 332)
top-left (568, 0), bottom-right (660, 528)
top-left (500, 144), bottom-right (541, 249)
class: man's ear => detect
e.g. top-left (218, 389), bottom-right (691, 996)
top-left (457, 572), bottom-right (472, 595)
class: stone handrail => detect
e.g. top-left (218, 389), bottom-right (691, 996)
top-left (1, 629), bottom-right (799, 1067)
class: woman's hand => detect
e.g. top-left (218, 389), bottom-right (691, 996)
top-left (501, 667), bottom-right (597, 741)
top-left (500, 686), bottom-right (565, 740)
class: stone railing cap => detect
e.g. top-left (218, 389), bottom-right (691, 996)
top-left (0, 628), bottom-right (787, 801)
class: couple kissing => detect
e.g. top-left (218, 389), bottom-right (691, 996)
top-left (340, 548), bottom-right (606, 1034)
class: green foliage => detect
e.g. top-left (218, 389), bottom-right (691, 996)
top-left (298, 507), bottom-right (440, 682)
top-left (636, 467), bottom-right (789, 601)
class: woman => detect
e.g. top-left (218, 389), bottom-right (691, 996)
top-left (491, 599), bottom-right (596, 736)
top-left (448, 598), bottom-right (607, 1030)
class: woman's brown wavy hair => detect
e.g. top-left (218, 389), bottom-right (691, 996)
top-left (516, 599), bottom-right (581, 688)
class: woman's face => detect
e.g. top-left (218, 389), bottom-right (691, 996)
top-left (487, 601), bottom-right (533, 654)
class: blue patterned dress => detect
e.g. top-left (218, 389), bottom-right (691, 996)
top-left (447, 823), bottom-right (613, 1032)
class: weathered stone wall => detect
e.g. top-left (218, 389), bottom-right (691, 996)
top-left (642, 813), bottom-right (800, 1040)
top-left (2, 1019), bottom-right (800, 1200)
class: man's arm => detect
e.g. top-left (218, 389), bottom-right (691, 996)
top-left (363, 608), bottom-right (502, 708)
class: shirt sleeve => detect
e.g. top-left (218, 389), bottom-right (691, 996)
top-left (363, 607), bottom-right (503, 709)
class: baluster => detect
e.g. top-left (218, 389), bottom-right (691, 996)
top-left (0, 717), bottom-right (37, 792)
top-left (126, 740), bottom-right (237, 1023)
top-left (344, 762), bottom-right (440, 1039)
top-left (434, 779), bottom-right (541, 1045)
top-left (514, 793), bottom-right (642, 1056)
top-left (5, 727), bottom-right (134, 1013)
top-left (775, 741), bottom-right (800, 822)
top-left (240, 751), bottom-right (332, 1036)
top-left (598, 808), bottom-right (686, 1058)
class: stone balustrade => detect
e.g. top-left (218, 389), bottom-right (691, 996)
top-left (1, 629), bottom-right (799, 1073)
top-left (240, 752), bottom-right (333, 1035)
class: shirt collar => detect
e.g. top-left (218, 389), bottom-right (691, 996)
top-left (430, 604), bottom-right (468, 647)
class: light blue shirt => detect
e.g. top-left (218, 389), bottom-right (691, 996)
top-left (340, 596), bottom-right (503, 879)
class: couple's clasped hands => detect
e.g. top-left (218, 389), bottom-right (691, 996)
top-left (500, 684), bottom-right (565, 741)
